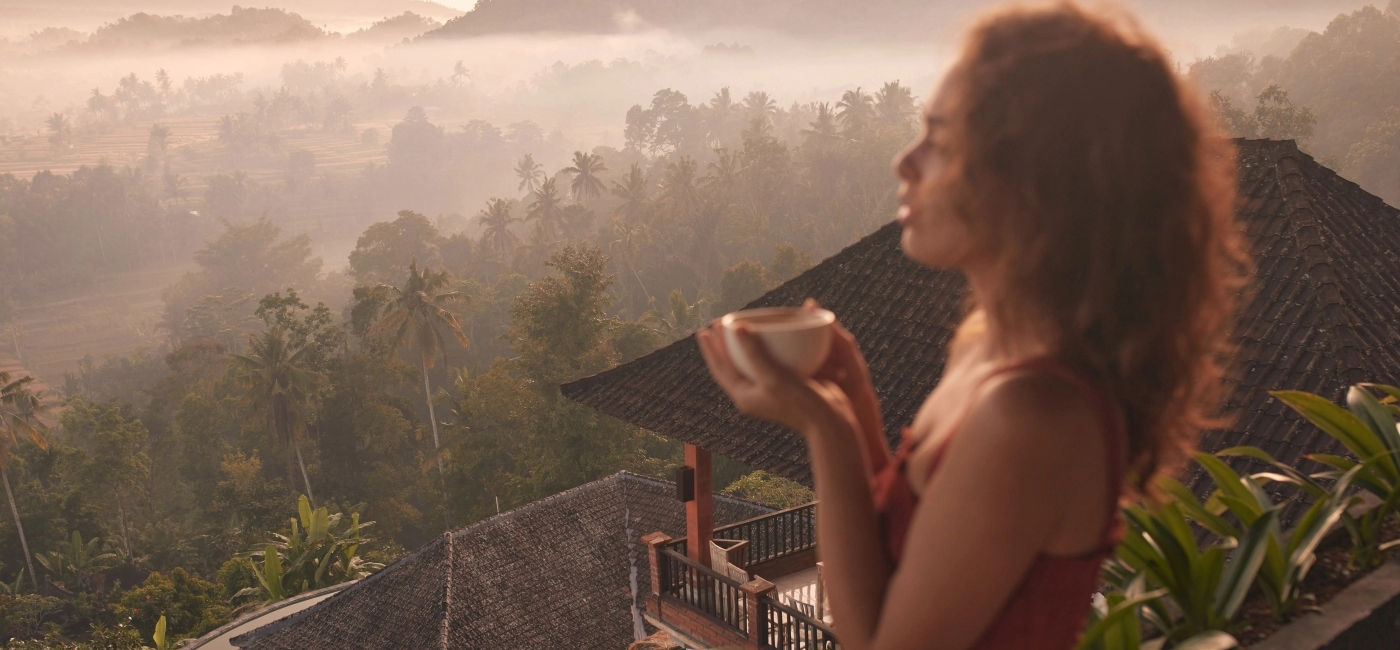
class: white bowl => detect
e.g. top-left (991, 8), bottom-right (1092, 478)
top-left (720, 307), bottom-right (836, 379)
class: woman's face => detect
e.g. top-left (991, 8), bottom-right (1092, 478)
top-left (894, 72), bottom-right (984, 271)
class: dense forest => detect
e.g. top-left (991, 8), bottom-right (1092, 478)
top-left (2, 1), bottom-right (1400, 647)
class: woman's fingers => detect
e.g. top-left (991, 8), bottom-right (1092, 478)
top-left (696, 327), bottom-right (746, 389)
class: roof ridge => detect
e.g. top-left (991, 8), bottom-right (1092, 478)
top-left (440, 528), bottom-right (453, 649)
top-left (1268, 141), bottom-right (1372, 380)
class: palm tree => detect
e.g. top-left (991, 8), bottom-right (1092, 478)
top-left (514, 154), bottom-right (544, 197)
top-left (742, 91), bottom-right (779, 128)
top-left (874, 81), bottom-right (916, 131)
top-left (803, 103), bottom-right (839, 143)
top-left (232, 328), bottom-right (321, 503)
top-left (659, 156), bottom-right (700, 221)
top-left (611, 163), bottom-right (654, 307)
top-left (837, 87), bottom-right (875, 138)
top-left (0, 371), bottom-right (46, 592)
top-left (477, 198), bottom-right (519, 261)
top-left (370, 262), bottom-right (469, 479)
top-left (526, 176), bottom-right (565, 245)
top-left (560, 151), bottom-right (607, 203)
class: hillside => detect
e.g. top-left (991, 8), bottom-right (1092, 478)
top-left (0, 1), bottom-right (462, 38)
top-left (421, 0), bottom-right (1368, 41)
top-left (80, 6), bottom-right (330, 50)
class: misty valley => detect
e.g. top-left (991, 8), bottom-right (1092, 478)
top-left (1, 0), bottom-right (1399, 647)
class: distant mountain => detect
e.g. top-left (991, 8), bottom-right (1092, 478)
top-left (0, 1), bottom-right (461, 38)
top-left (77, 7), bottom-right (329, 50)
top-left (348, 11), bottom-right (443, 42)
top-left (420, 0), bottom-right (1370, 41)
top-left (421, 0), bottom-right (958, 41)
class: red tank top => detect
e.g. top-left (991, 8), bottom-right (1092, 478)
top-left (868, 357), bottom-right (1125, 650)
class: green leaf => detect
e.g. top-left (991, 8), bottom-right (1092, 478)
top-left (1273, 390), bottom-right (1387, 471)
top-left (1216, 509), bottom-right (1277, 620)
top-left (153, 615), bottom-right (168, 650)
top-left (1161, 479), bottom-right (1237, 538)
top-left (1076, 588), bottom-right (1166, 650)
top-left (1348, 386), bottom-right (1400, 484)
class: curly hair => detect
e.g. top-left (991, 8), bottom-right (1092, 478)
top-left (938, 2), bottom-right (1251, 495)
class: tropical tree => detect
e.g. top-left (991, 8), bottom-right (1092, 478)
top-left (837, 87), bottom-right (875, 138)
top-left (526, 175), bottom-right (565, 245)
top-left (561, 151), bottom-right (607, 202)
top-left (477, 197), bottom-right (519, 261)
top-left (874, 81), bottom-right (917, 132)
top-left (231, 327), bottom-right (323, 503)
top-left (36, 531), bottom-right (119, 593)
top-left (658, 156), bottom-right (700, 221)
top-left (514, 154), bottom-right (544, 196)
top-left (0, 370), bottom-right (46, 591)
top-left (369, 261), bottom-right (469, 479)
top-left (743, 91), bottom-right (779, 127)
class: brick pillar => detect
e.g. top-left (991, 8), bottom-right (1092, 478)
top-left (685, 443), bottom-right (713, 567)
top-left (741, 576), bottom-right (776, 649)
top-left (642, 531), bottom-right (673, 611)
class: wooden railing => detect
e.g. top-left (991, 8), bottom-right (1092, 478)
top-left (760, 596), bottom-right (840, 650)
top-left (657, 547), bottom-right (749, 635)
top-left (713, 502), bottom-right (817, 566)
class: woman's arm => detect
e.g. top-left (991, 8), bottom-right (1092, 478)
top-left (699, 326), bottom-right (1102, 649)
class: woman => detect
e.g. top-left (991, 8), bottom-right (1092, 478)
top-left (695, 2), bottom-right (1248, 649)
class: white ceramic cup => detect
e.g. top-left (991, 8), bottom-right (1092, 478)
top-left (720, 306), bottom-right (836, 379)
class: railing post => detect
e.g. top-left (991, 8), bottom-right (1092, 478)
top-left (741, 577), bottom-right (776, 650)
top-left (642, 531), bottom-right (673, 616)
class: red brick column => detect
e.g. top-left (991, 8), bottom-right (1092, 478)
top-left (685, 443), bottom-right (713, 567)
top-left (642, 531), bottom-right (673, 617)
top-left (741, 577), bottom-right (776, 649)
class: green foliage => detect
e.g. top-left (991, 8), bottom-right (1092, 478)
top-left (1271, 384), bottom-right (1400, 568)
top-left (0, 593), bottom-right (63, 641)
top-left (720, 471), bottom-right (813, 510)
top-left (716, 260), bottom-right (768, 315)
top-left (234, 495), bottom-right (381, 608)
top-left (1113, 494), bottom-right (1275, 641)
top-left (348, 211), bottom-right (445, 286)
top-left (36, 531), bottom-right (118, 594)
top-left (1182, 451), bottom-right (1354, 619)
top-left (112, 568), bottom-right (229, 643)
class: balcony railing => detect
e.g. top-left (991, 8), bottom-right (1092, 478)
top-left (644, 502), bottom-right (839, 649)
top-left (762, 597), bottom-right (839, 650)
top-left (657, 547), bottom-right (749, 635)
top-left (713, 502), bottom-right (817, 566)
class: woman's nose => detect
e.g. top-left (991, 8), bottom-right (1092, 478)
top-left (894, 144), bottom-right (918, 182)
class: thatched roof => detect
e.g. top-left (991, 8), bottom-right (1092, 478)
top-left (563, 139), bottom-right (1400, 485)
top-left (230, 471), bottom-right (770, 650)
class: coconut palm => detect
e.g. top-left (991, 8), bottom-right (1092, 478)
top-left (370, 261), bottom-right (469, 479)
top-left (561, 151), bottom-right (607, 203)
top-left (743, 91), bottom-right (779, 127)
top-left (0, 371), bottom-right (46, 592)
top-left (477, 198), bottom-right (519, 261)
top-left (514, 154), bottom-right (544, 197)
top-left (874, 81), bottom-right (916, 131)
top-left (231, 327), bottom-right (322, 503)
top-left (526, 176), bottom-right (565, 245)
top-left (837, 87), bottom-right (875, 137)
top-left (659, 156), bottom-right (700, 221)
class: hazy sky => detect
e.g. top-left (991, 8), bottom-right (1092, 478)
top-left (434, 0), bottom-right (478, 12)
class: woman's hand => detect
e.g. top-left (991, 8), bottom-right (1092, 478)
top-left (695, 300), bottom-right (868, 442)
top-left (808, 301), bottom-right (884, 450)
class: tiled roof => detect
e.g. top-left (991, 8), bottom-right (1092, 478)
top-left (562, 139), bottom-right (1400, 486)
top-left (230, 471), bottom-right (770, 650)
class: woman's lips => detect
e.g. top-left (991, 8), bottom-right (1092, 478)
top-left (896, 204), bottom-right (911, 224)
